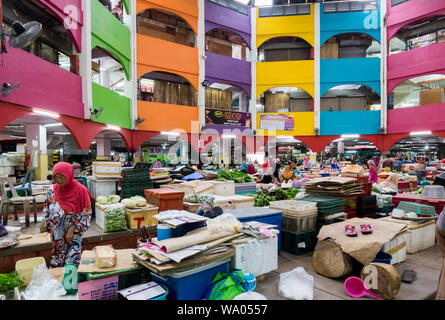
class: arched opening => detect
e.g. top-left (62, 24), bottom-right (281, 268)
top-left (92, 46), bottom-right (128, 95)
top-left (139, 133), bottom-right (191, 167)
top-left (321, 85), bottom-right (381, 111)
top-left (98, 0), bottom-right (126, 23)
top-left (389, 74), bottom-right (445, 109)
top-left (3, 0), bottom-right (79, 73)
top-left (257, 87), bottom-right (313, 113)
top-left (389, 134), bottom-right (445, 163)
top-left (389, 15), bottom-right (445, 55)
top-left (276, 137), bottom-right (312, 165)
top-left (258, 37), bottom-right (313, 62)
top-left (138, 71), bottom-right (197, 106)
top-left (206, 83), bottom-right (250, 112)
top-left (321, 33), bottom-right (381, 59)
top-left (89, 129), bottom-right (131, 162)
top-left (206, 28), bottom-right (250, 61)
top-left (137, 8), bottom-right (196, 47)
top-left (322, 136), bottom-right (380, 165)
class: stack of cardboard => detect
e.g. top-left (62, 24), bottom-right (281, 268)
top-left (304, 177), bottom-right (363, 196)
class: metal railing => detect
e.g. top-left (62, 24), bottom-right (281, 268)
top-left (323, 0), bottom-right (378, 13)
top-left (208, 0), bottom-right (250, 15)
top-left (391, 0), bottom-right (409, 7)
top-left (258, 3), bottom-right (311, 17)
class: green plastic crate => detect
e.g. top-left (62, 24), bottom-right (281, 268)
top-left (397, 201), bottom-right (437, 216)
top-left (281, 229), bottom-right (318, 256)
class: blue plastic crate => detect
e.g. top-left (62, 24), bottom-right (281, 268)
top-left (225, 207), bottom-right (283, 253)
top-left (151, 259), bottom-right (231, 300)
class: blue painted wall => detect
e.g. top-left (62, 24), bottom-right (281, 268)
top-left (320, 57), bottom-right (381, 96)
top-left (320, 0), bottom-right (381, 45)
top-left (320, 111), bottom-right (381, 135)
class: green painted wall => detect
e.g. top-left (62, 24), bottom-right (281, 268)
top-left (91, 0), bottom-right (131, 79)
top-left (92, 82), bottom-right (132, 129)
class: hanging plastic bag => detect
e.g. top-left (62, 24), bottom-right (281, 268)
top-left (278, 267), bottom-right (314, 300)
top-left (21, 264), bottom-right (66, 300)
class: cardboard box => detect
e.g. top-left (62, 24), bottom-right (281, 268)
top-left (126, 205), bottom-right (159, 229)
top-left (92, 162), bottom-right (122, 179)
top-left (420, 88), bottom-right (445, 106)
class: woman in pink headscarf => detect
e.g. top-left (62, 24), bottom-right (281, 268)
top-left (303, 156), bottom-right (311, 171)
top-left (43, 162), bottom-right (92, 267)
top-left (368, 159), bottom-right (379, 184)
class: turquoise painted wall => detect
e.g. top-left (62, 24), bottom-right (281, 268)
top-left (92, 82), bottom-right (132, 129)
top-left (320, 0), bottom-right (381, 45)
top-left (320, 110), bottom-right (381, 135)
top-left (320, 57), bottom-right (381, 96)
top-left (91, 0), bottom-right (131, 79)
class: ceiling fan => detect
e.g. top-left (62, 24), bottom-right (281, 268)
top-left (1, 82), bottom-right (20, 97)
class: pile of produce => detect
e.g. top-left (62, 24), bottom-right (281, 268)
top-left (217, 171), bottom-right (253, 183)
top-left (104, 204), bottom-right (127, 233)
top-left (121, 196), bottom-right (147, 208)
top-left (184, 194), bottom-right (215, 207)
top-left (250, 187), bottom-right (300, 207)
top-left (414, 187), bottom-right (424, 195)
top-left (96, 195), bottom-right (121, 205)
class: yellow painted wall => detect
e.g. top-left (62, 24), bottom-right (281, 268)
top-left (256, 112), bottom-right (315, 136)
top-left (256, 5), bottom-right (315, 48)
top-left (257, 60), bottom-right (314, 97)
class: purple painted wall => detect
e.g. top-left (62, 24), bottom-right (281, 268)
top-left (206, 52), bottom-right (251, 96)
top-left (387, 0), bottom-right (445, 41)
top-left (37, 0), bottom-right (83, 52)
top-left (388, 41), bottom-right (445, 93)
top-left (205, 0), bottom-right (251, 47)
top-left (0, 45), bottom-right (84, 119)
top-left (387, 104), bottom-right (445, 134)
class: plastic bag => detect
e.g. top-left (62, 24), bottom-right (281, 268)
top-left (295, 191), bottom-right (306, 200)
top-left (233, 292), bottom-right (267, 300)
top-left (21, 264), bottom-right (66, 300)
top-left (278, 267), bottom-right (314, 300)
top-left (206, 213), bottom-right (243, 234)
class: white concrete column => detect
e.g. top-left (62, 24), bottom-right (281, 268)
top-left (26, 124), bottom-right (47, 155)
top-left (338, 140), bottom-right (345, 154)
top-left (380, 0), bottom-right (388, 134)
top-left (198, 0), bottom-right (206, 131)
top-left (314, 3), bottom-right (321, 135)
top-left (250, 6), bottom-right (257, 133)
top-left (124, 0), bottom-right (138, 130)
top-left (100, 68), bottom-right (111, 87)
top-left (80, 0), bottom-right (92, 119)
top-left (96, 137), bottom-right (111, 158)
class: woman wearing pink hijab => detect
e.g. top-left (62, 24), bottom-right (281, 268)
top-left (368, 159), bottom-right (379, 184)
top-left (303, 156), bottom-right (311, 170)
top-left (43, 162), bottom-right (92, 267)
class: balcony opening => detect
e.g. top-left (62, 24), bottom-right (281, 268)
top-left (321, 33), bottom-right (380, 59)
top-left (138, 71), bottom-right (197, 107)
top-left (92, 47), bottom-right (127, 96)
top-left (258, 37), bottom-right (313, 62)
top-left (389, 15), bottom-right (445, 55)
top-left (208, 0), bottom-right (250, 15)
top-left (98, 0), bottom-right (126, 23)
top-left (257, 87), bottom-right (313, 113)
top-left (206, 83), bottom-right (250, 112)
top-left (206, 29), bottom-right (250, 61)
top-left (2, 0), bottom-right (79, 73)
top-left (257, 1), bottom-right (311, 17)
top-left (321, 85), bottom-right (380, 111)
top-left (322, 0), bottom-right (378, 13)
top-left (137, 9), bottom-right (196, 47)
top-left (389, 74), bottom-right (445, 109)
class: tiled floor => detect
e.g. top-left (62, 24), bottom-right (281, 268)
top-left (255, 246), bottom-right (442, 300)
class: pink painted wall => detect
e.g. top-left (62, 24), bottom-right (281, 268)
top-left (0, 45), bottom-right (84, 119)
top-left (387, 104), bottom-right (445, 134)
top-left (388, 41), bottom-right (445, 93)
top-left (387, 0), bottom-right (445, 41)
top-left (37, 0), bottom-right (83, 52)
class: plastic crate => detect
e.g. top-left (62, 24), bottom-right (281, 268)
top-left (78, 267), bottom-right (144, 291)
top-left (281, 229), bottom-right (318, 256)
top-left (121, 186), bottom-right (153, 199)
top-left (392, 194), bottom-right (445, 215)
top-left (281, 214), bottom-right (317, 232)
top-left (397, 201), bottom-right (437, 216)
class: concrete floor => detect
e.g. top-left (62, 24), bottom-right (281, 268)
top-left (254, 245), bottom-right (442, 300)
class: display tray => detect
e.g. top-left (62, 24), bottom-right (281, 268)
top-left (0, 238), bottom-right (20, 250)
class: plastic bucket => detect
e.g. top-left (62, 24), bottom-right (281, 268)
top-left (157, 224), bottom-right (172, 241)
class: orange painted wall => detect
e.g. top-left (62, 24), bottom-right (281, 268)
top-left (137, 101), bottom-right (199, 133)
top-left (137, 34), bottom-right (199, 90)
top-left (136, 0), bottom-right (198, 34)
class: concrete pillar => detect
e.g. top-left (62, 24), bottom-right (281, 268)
top-left (197, 0), bottom-right (206, 131)
top-left (314, 2), bottom-right (321, 135)
top-left (26, 124), bottom-right (48, 181)
top-left (338, 140), bottom-right (345, 155)
top-left (96, 137), bottom-right (111, 160)
top-left (250, 6), bottom-right (257, 132)
top-left (100, 65), bottom-right (111, 88)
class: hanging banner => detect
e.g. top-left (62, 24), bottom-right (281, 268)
top-left (205, 109), bottom-right (251, 127)
top-left (260, 114), bottom-right (295, 131)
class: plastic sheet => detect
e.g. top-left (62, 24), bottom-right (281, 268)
top-left (278, 267), bottom-right (314, 300)
top-left (233, 292), bottom-right (267, 300)
top-left (21, 264), bottom-right (66, 300)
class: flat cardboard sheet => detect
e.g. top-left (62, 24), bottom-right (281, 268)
top-left (317, 218), bottom-right (407, 265)
top-left (17, 232), bottom-right (51, 247)
top-left (78, 249), bottom-right (138, 274)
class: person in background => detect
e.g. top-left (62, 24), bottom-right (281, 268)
top-left (372, 155), bottom-right (380, 169)
top-left (435, 210), bottom-right (445, 300)
top-left (273, 158), bottom-right (282, 183)
top-left (261, 159), bottom-right (273, 184)
top-left (240, 160), bottom-right (248, 173)
top-left (303, 156), bottom-right (312, 171)
top-left (368, 159), bottom-right (379, 184)
top-left (219, 160), bottom-right (226, 173)
top-left (43, 162), bottom-right (92, 267)
top-left (330, 158), bottom-right (340, 170)
top-left (281, 162), bottom-right (297, 188)
top-left (246, 160), bottom-right (255, 175)
top-left (382, 156), bottom-right (394, 171)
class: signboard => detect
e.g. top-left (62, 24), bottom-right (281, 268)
top-left (260, 114), bottom-right (295, 131)
top-left (205, 109), bottom-right (251, 128)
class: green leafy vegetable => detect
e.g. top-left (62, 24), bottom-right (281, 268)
top-left (0, 271), bottom-right (24, 294)
top-left (217, 171), bottom-right (253, 183)
top-left (104, 205), bottom-right (128, 232)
